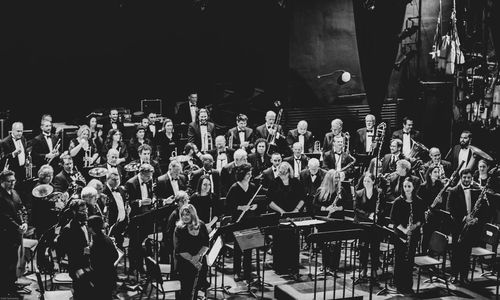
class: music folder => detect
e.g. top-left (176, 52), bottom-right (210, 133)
top-left (207, 236), bottom-right (223, 267)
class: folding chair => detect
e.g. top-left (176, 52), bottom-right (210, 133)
top-left (470, 223), bottom-right (500, 281)
top-left (140, 256), bottom-right (181, 300)
top-left (36, 271), bottom-right (72, 300)
top-left (414, 231), bottom-right (450, 294)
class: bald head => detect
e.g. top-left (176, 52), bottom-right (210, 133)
top-left (11, 122), bottom-right (24, 140)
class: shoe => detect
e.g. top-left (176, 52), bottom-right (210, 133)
top-left (234, 273), bottom-right (242, 282)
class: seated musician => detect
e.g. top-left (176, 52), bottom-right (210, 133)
top-left (225, 163), bottom-right (259, 282)
top-left (163, 191), bottom-right (190, 266)
top-left (381, 139), bottom-right (404, 174)
top-left (131, 144), bottom-right (162, 180)
top-left (56, 199), bottom-right (92, 299)
top-left (127, 126), bottom-right (151, 162)
top-left (391, 117), bottom-right (422, 158)
top-left (99, 149), bottom-right (125, 182)
top-left (390, 176), bottom-right (425, 295)
top-left (220, 149), bottom-right (248, 196)
top-left (322, 135), bottom-right (355, 179)
top-left (474, 159), bottom-right (490, 187)
top-left (226, 113), bottom-right (254, 152)
top-left (155, 118), bottom-right (180, 170)
top-left (385, 159), bottom-right (421, 203)
top-left (69, 125), bottom-right (99, 173)
top-left (101, 109), bottom-right (124, 139)
top-left (100, 129), bottom-right (129, 166)
top-left (255, 110), bottom-right (285, 145)
top-left (354, 114), bottom-right (377, 155)
top-left (259, 152), bottom-right (282, 190)
top-left (267, 162), bottom-right (305, 215)
top-left (322, 118), bottom-right (344, 153)
top-left (354, 172), bottom-right (383, 279)
top-left (81, 186), bottom-right (104, 219)
top-left (312, 169), bottom-right (350, 219)
top-left (299, 158), bottom-right (326, 213)
top-left (174, 204), bottom-right (210, 299)
top-left (286, 120), bottom-right (314, 154)
top-left (284, 142), bottom-right (309, 178)
top-left (103, 170), bottom-right (128, 249)
top-left (247, 138), bottom-right (271, 178)
top-left (87, 215), bottom-right (118, 299)
top-left (189, 153), bottom-right (221, 199)
top-left (421, 147), bottom-right (452, 178)
top-left (53, 154), bottom-right (84, 194)
top-left (418, 165), bottom-right (445, 254)
top-left (190, 174), bottom-right (220, 224)
top-left (187, 108), bottom-right (216, 153)
top-left (156, 160), bottom-right (188, 200)
top-left (207, 135), bottom-right (234, 172)
top-left (86, 179), bottom-right (106, 213)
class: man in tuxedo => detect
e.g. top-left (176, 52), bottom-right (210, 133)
top-left (220, 149), bottom-right (248, 196)
top-left (255, 110), bottom-right (286, 153)
top-left (300, 158), bottom-right (326, 212)
top-left (176, 92), bottom-right (199, 124)
top-left (53, 154), bottom-right (76, 194)
top-left (421, 147), bottom-right (452, 178)
top-left (31, 118), bottom-right (60, 173)
top-left (322, 118), bottom-right (344, 153)
top-left (101, 109), bottom-right (124, 137)
top-left (99, 149), bottom-right (125, 182)
top-left (260, 152), bottom-right (282, 189)
top-left (354, 114), bottom-right (377, 155)
top-left (189, 153), bottom-right (221, 198)
top-left (1, 122), bottom-right (28, 181)
top-left (391, 117), bottom-right (421, 158)
top-left (284, 142), bottom-right (309, 178)
top-left (381, 139), bottom-right (405, 174)
top-left (446, 168), bottom-right (483, 284)
top-left (103, 170), bottom-right (128, 248)
top-left (385, 159), bottom-right (420, 203)
top-left (286, 120), bottom-right (314, 154)
top-left (130, 144), bottom-right (162, 180)
top-left (226, 114), bottom-right (254, 152)
top-left (208, 135), bottom-right (234, 172)
top-left (187, 108), bottom-right (216, 152)
top-left (145, 112), bottom-right (160, 143)
top-left (445, 130), bottom-right (475, 172)
top-left (322, 135), bottom-right (355, 179)
top-left (155, 160), bottom-right (188, 200)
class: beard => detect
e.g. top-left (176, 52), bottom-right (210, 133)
top-left (459, 141), bottom-right (469, 149)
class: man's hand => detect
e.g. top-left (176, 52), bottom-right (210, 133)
top-left (249, 204), bottom-right (257, 211)
top-left (12, 149), bottom-right (21, 157)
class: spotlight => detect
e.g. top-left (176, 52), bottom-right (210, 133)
top-left (393, 50), bottom-right (417, 71)
top-left (317, 70), bottom-right (352, 85)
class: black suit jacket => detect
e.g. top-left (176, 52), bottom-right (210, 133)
top-left (0, 187), bottom-right (24, 244)
top-left (102, 184), bottom-right (128, 226)
top-left (255, 123), bottom-right (284, 140)
top-left (187, 121), bottom-right (216, 151)
top-left (391, 129), bottom-right (421, 143)
top-left (445, 145), bottom-right (474, 171)
top-left (322, 151), bottom-right (355, 173)
top-left (385, 173), bottom-right (421, 202)
top-left (31, 133), bottom-right (59, 169)
top-left (101, 119), bottom-right (124, 138)
top-left (125, 175), bottom-right (154, 218)
top-left (446, 184), bottom-right (481, 230)
top-left (381, 153), bottom-right (405, 174)
top-left (155, 173), bottom-right (188, 200)
top-left (53, 170), bottom-right (73, 193)
top-left (286, 129), bottom-right (314, 153)
top-left (207, 148), bottom-right (235, 164)
top-left (189, 168), bottom-right (221, 198)
top-left (227, 127), bottom-right (254, 151)
top-left (57, 219), bottom-right (90, 275)
top-left (284, 155), bottom-right (309, 176)
top-left (260, 166), bottom-right (277, 189)
top-left (248, 152), bottom-right (271, 177)
top-left (1, 135), bottom-right (28, 178)
top-left (299, 168), bottom-right (327, 212)
top-left (176, 102), bottom-right (198, 124)
top-left (220, 161), bottom-right (238, 197)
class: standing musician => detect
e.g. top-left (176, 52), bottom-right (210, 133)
top-left (225, 163), bottom-right (259, 282)
top-left (145, 112), bottom-right (160, 145)
top-left (155, 160), bottom-right (188, 200)
top-left (445, 130), bottom-right (475, 172)
top-left (189, 154), bottom-right (221, 199)
top-left (155, 118), bottom-right (180, 170)
top-left (354, 172), bottom-right (383, 279)
top-left (31, 118), bottom-right (61, 172)
top-left (446, 168), bottom-right (483, 284)
top-left (322, 118), bottom-right (344, 153)
top-left (284, 142), bottom-right (309, 178)
top-left (0, 170), bottom-right (28, 297)
top-left (56, 199), bottom-right (91, 299)
top-left (103, 170), bottom-right (128, 249)
top-left (69, 125), bottom-right (99, 173)
top-left (286, 120), bottom-right (314, 154)
top-left (1, 122), bottom-right (28, 181)
top-left (220, 149), bottom-right (248, 196)
top-left (101, 109), bottom-right (124, 138)
top-left (226, 113), bottom-right (254, 152)
top-left (255, 110), bottom-right (286, 153)
top-left (127, 126), bottom-right (151, 162)
top-left (247, 138), bottom-right (271, 178)
top-left (208, 135), bottom-right (234, 172)
top-left (312, 169), bottom-right (350, 219)
top-left (354, 114), bottom-right (377, 155)
top-left (391, 117), bottom-right (422, 158)
top-left (381, 139), bottom-right (404, 174)
top-left (322, 135), bottom-right (355, 179)
top-left (390, 176), bottom-right (425, 295)
top-left (188, 108), bottom-right (216, 153)
top-left (421, 147), bottom-right (452, 179)
top-left (385, 159), bottom-right (421, 203)
top-left (418, 165), bottom-right (445, 254)
top-left (267, 162), bottom-right (305, 215)
top-left (299, 158), bottom-right (326, 213)
top-left (190, 174), bottom-right (220, 223)
top-left (260, 152), bottom-right (282, 189)
top-left (174, 204), bottom-right (210, 300)
top-left (100, 129), bottom-right (128, 166)
top-left (176, 92), bottom-right (200, 124)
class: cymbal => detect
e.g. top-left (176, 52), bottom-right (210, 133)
top-left (88, 167), bottom-right (108, 178)
top-left (124, 162), bottom-right (140, 172)
top-left (470, 145), bottom-right (494, 161)
top-left (32, 184), bottom-right (54, 198)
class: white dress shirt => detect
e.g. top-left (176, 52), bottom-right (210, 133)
top-left (366, 130), bottom-right (374, 153)
top-left (13, 137), bottom-right (26, 166)
top-left (168, 172), bottom-right (180, 196)
top-left (458, 148), bottom-right (470, 171)
top-left (298, 134), bottom-right (305, 154)
top-left (402, 132), bottom-right (411, 157)
top-left (108, 184), bottom-right (126, 222)
top-left (200, 125), bottom-right (208, 151)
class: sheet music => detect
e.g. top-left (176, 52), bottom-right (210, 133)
top-left (207, 236), bottom-right (223, 267)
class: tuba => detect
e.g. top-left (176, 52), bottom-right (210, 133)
top-left (408, 139), bottom-right (430, 160)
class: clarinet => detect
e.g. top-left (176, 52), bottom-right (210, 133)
top-left (405, 201), bottom-right (414, 261)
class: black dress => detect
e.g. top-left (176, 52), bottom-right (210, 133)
top-left (89, 233), bottom-right (118, 299)
top-left (266, 177), bottom-right (305, 212)
top-left (417, 181), bottom-right (444, 253)
top-left (189, 193), bottom-right (218, 223)
top-left (174, 222), bottom-right (209, 300)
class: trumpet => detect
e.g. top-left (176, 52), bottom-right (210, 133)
top-left (25, 151), bottom-right (33, 180)
top-left (47, 138), bottom-right (61, 164)
top-left (313, 140), bottom-right (323, 162)
top-left (83, 142), bottom-right (92, 168)
top-left (170, 147), bottom-right (178, 159)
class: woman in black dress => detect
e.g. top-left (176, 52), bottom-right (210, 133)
top-left (68, 125), bottom-right (99, 173)
top-left (174, 204), bottom-right (209, 300)
top-left (267, 162), bottom-right (305, 215)
top-left (155, 118), bottom-right (179, 170)
top-left (390, 176), bottom-right (425, 294)
top-left (127, 126), bottom-right (151, 162)
top-left (313, 169), bottom-right (350, 219)
top-left (100, 129), bottom-right (129, 165)
top-left (189, 174), bottom-right (220, 223)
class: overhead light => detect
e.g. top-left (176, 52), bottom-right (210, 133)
top-left (317, 70), bottom-right (352, 85)
top-left (394, 50), bottom-right (417, 71)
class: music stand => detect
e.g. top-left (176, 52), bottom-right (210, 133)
top-left (206, 235), bottom-right (231, 299)
top-left (376, 225), bottom-right (401, 296)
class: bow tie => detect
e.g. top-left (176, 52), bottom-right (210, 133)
top-left (295, 158), bottom-right (301, 161)
top-left (190, 104), bottom-right (197, 107)
top-left (367, 130), bottom-right (373, 133)
top-left (43, 133), bottom-right (51, 137)
top-left (335, 152), bottom-right (342, 155)
top-left (462, 186), bottom-right (471, 190)
top-left (171, 177), bottom-right (178, 181)
top-left (218, 151), bottom-right (225, 154)
top-left (238, 129), bottom-right (245, 133)
top-left (200, 122), bottom-right (208, 126)
top-left (141, 181), bottom-right (151, 186)
top-left (111, 188), bottom-right (120, 192)
top-left (204, 170), bottom-right (212, 175)
top-left (403, 131), bottom-right (410, 135)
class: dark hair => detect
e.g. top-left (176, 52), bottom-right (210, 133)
top-left (104, 129), bottom-right (122, 147)
top-left (460, 168), bottom-right (473, 177)
top-left (254, 138), bottom-right (268, 150)
top-left (402, 116), bottom-right (413, 125)
top-left (183, 142), bottom-right (197, 155)
top-left (69, 199), bottom-right (86, 212)
top-left (59, 153), bottom-right (73, 166)
top-left (236, 114), bottom-right (248, 123)
top-left (196, 174), bottom-right (212, 194)
top-left (135, 125), bottom-right (146, 134)
top-left (138, 143), bottom-right (152, 154)
top-left (424, 165), bottom-right (443, 189)
top-left (87, 215), bottom-right (104, 232)
top-left (401, 176), bottom-right (418, 200)
top-left (235, 163), bottom-right (252, 182)
top-left (0, 170), bottom-right (15, 182)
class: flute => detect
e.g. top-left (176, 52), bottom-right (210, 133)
top-left (236, 185), bottom-right (263, 223)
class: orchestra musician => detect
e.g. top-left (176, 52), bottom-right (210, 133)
top-left (391, 117), bottom-right (422, 158)
top-left (385, 159), bottom-right (421, 203)
top-left (31, 118), bottom-right (60, 172)
top-left (1, 122), bottom-right (28, 181)
top-left (390, 176), bottom-right (425, 295)
top-left (473, 159), bottom-right (490, 187)
top-left (188, 108), bottom-right (216, 153)
top-left (155, 160), bottom-right (188, 200)
top-left (0, 170), bottom-right (28, 298)
top-left (208, 135), bottom-right (234, 172)
top-left (131, 144), bottom-right (162, 180)
top-left (225, 163), bottom-right (259, 282)
top-left (190, 174), bottom-right (220, 223)
top-left (313, 169), bottom-right (350, 218)
top-left (155, 118), bottom-right (180, 170)
top-left (284, 142), bottom-right (309, 178)
top-left (87, 179), bottom-right (106, 212)
top-left (81, 186), bottom-right (104, 219)
top-left (445, 130), bottom-right (475, 172)
top-left (286, 120), bottom-right (314, 154)
top-left (189, 154), bottom-right (221, 199)
top-left (220, 149), bottom-right (248, 196)
top-left (247, 138), bottom-right (271, 178)
top-left (322, 135), bottom-right (355, 179)
top-left (174, 204), bottom-right (210, 299)
top-left (255, 110), bottom-right (286, 153)
top-left (100, 129), bottom-right (129, 166)
top-left (381, 139), bottom-right (404, 174)
top-left (53, 154), bottom-right (83, 194)
top-left (226, 113), bottom-right (254, 152)
top-left (88, 115), bottom-right (104, 154)
top-left (322, 118), bottom-right (344, 153)
top-left (163, 191), bottom-right (190, 266)
top-left (101, 109), bottom-right (124, 138)
top-left (421, 147), bottom-right (452, 178)
top-left (267, 162), bottom-right (305, 215)
top-left (176, 92), bottom-right (200, 124)
top-left (144, 112), bottom-right (160, 144)
top-left (99, 149), bottom-right (125, 182)
top-left (299, 158), bottom-right (326, 213)
top-left (127, 126), bottom-right (151, 162)
top-left (260, 152), bottom-right (282, 189)
top-left (180, 142), bottom-right (203, 179)
top-left (69, 125), bottom-right (99, 172)
top-left (56, 199), bottom-right (91, 299)
top-left (103, 170), bottom-right (128, 248)
top-left (354, 114), bottom-right (377, 155)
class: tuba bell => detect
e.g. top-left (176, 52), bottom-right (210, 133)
top-left (407, 139), bottom-right (430, 160)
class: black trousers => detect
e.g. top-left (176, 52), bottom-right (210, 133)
top-left (394, 233), bottom-right (419, 292)
top-left (178, 258), bottom-right (208, 300)
top-left (0, 241), bottom-right (20, 294)
top-left (233, 242), bottom-right (252, 279)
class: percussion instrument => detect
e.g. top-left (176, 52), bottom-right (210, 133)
top-left (32, 184), bottom-right (54, 198)
top-left (470, 145), bottom-right (494, 161)
top-left (88, 167), bottom-right (108, 178)
top-left (124, 162), bottom-right (140, 172)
